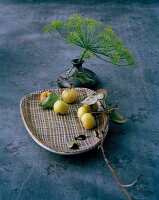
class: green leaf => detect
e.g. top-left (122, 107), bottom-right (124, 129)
top-left (72, 69), bottom-right (94, 84)
top-left (39, 93), bottom-right (60, 109)
top-left (110, 110), bottom-right (127, 124)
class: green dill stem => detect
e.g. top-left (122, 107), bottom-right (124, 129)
top-left (78, 49), bottom-right (87, 63)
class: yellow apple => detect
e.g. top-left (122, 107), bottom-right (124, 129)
top-left (81, 113), bottom-right (96, 130)
top-left (62, 88), bottom-right (78, 103)
top-left (77, 106), bottom-right (90, 120)
top-left (53, 100), bottom-right (69, 115)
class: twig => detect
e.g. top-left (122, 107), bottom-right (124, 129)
top-left (122, 177), bottom-right (139, 188)
top-left (16, 164), bottom-right (35, 200)
top-left (99, 134), bottom-right (135, 200)
top-left (91, 107), bottom-right (118, 114)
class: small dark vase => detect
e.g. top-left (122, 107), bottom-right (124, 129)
top-left (57, 59), bottom-right (99, 89)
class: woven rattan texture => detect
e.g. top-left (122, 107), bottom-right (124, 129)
top-left (20, 88), bottom-right (109, 154)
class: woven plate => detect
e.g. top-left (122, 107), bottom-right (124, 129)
top-left (20, 88), bottom-right (109, 155)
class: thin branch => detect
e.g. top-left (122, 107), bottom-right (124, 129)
top-left (99, 134), bottom-right (134, 200)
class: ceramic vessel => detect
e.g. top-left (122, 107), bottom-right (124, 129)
top-left (57, 59), bottom-right (99, 88)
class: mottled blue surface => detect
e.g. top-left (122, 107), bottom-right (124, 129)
top-left (0, 1), bottom-right (159, 200)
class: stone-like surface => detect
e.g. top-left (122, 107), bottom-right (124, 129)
top-left (0, 1), bottom-right (159, 200)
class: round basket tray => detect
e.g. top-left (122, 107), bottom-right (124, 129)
top-left (20, 88), bottom-right (109, 155)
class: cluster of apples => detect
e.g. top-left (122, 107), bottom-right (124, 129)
top-left (39, 88), bottom-right (98, 130)
top-left (39, 88), bottom-right (78, 114)
top-left (77, 103), bottom-right (98, 130)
